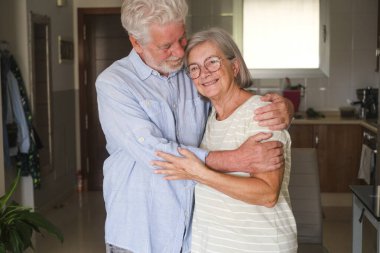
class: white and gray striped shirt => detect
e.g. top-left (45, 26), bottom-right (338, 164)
top-left (191, 95), bottom-right (297, 253)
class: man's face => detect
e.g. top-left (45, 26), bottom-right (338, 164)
top-left (133, 22), bottom-right (187, 76)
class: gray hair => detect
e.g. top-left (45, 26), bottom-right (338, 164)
top-left (185, 28), bottom-right (253, 88)
top-left (121, 0), bottom-right (188, 45)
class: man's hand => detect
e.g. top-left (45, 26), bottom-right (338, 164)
top-left (255, 93), bottom-right (294, 130)
top-left (234, 132), bottom-right (284, 173)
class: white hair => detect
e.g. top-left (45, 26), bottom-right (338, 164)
top-left (121, 0), bottom-right (188, 44)
top-left (185, 27), bottom-right (253, 88)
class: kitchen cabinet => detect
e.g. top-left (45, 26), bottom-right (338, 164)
top-left (187, 0), bottom-right (242, 47)
top-left (289, 124), bottom-right (363, 192)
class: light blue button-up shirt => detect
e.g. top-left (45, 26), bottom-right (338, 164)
top-left (96, 49), bottom-right (210, 253)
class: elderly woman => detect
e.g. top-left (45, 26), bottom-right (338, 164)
top-left (153, 27), bottom-right (297, 253)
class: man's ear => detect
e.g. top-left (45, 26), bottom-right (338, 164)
top-left (129, 35), bottom-right (143, 54)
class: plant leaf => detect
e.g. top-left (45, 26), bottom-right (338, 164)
top-left (22, 212), bottom-right (64, 243)
top-left (8, 229), bottom-right (24, 253)
top-left (0, 242), bottom-right (5, 253)
top-left (0, 169), bottom-right (64, 252)
top-left (14, 221), bottom-right (33, 250)
top-left (0, 170), bottom-right (20, 209)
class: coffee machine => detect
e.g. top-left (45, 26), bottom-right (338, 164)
top-left (353, 87), bottom-right (378, 119)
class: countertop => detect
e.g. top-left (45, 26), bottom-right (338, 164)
top-left (293, 111), bottom-right (378, 133)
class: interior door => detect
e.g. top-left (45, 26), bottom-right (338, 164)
top-left (78, 8), bottom-right (132, 190)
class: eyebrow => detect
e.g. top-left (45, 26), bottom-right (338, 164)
top-left (158, 32), bottom-right (187, 50)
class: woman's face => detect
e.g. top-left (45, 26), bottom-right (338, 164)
top-left (187, 41), bottom-right (238, 100)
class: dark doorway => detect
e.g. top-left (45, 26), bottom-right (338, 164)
top-left (78, 8), bottom-right (132, 190)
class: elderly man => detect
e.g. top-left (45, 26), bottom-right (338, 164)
top-left (96, 0), bottom-right (293, 252)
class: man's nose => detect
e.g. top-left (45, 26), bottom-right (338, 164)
top-left (170, 41), bottom-right (185, 58)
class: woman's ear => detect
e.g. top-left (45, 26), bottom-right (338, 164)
top-left (232, 59), bottom-right (240, 77)
top-left (129, 35), bottom-right (143, 54)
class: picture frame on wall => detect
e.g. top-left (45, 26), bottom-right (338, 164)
top-left (58, 36), bottom-right (73, 63)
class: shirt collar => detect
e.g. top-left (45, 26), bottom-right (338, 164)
top-left (129, 49), bottom-right (183, 80)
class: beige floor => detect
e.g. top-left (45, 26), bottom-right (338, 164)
top-left (35, 191), bottom-right (377, 253)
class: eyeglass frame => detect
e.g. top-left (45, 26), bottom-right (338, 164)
top-left (185, 55), bottom-right (234, 79)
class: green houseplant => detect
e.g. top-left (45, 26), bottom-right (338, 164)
top-left (0, 171), bottom-right (64, 253)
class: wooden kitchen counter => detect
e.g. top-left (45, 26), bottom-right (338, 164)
top-left (290, 111), bottom-right (377, 192)
top-left (292, 112), bottom-right (377, 133)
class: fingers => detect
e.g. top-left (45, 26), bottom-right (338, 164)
top-left (285, 98), bottom-right (295, 118)
top-left (256, 141), bottom-right (284, 159)
top-left (247, 134), bottom-right (283, 148)
top-left (151, 160), bottom-right (175, 170)
top-left (154, 168), bottom-right (190, 180)
top-left (260, 93), bottom-right (281, 102)
top-left (255, 101), bottom-right (286, 116)
top-left (252, 143), bottom-right (284, 172)
top-left (177, 147), bottom-right (196, 159)
top-left (255, 95), bottom-right (294, 130)
top-left (262, 155), bottom-right (284, 171)
top-left (249, 132), bottom-right (273, 142)
top-left (257, 118), bottom-right (287, 131)
top-left (263, 140), bottom-right (284, 150)
top-left (155, 150), bottom-right (178, 162)
top-left (254, 103), bottom-right (289, 130)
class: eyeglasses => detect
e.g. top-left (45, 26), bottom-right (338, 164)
top-left (186, 56), bottom-right (229, 79)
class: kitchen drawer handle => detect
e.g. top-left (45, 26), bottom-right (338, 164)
top-left (315, 135), bottom-right (319, 146)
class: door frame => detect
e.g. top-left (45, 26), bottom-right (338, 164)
top-left (77, 8), bottom-right (121, 190)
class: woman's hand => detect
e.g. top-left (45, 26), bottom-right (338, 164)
top-left (254, 93), bottom-right (294, 130)
top-left (152, 148), bottom-right (209, 181)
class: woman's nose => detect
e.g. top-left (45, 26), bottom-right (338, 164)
top-left (199, 65), bottom-right (211, 78)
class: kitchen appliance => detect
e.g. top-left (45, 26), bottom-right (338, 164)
top-left (361, 129), bottom-right (377, 185)
top-left (353, 87), bottom-right (378, 119)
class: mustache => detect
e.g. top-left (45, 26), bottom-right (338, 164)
top-left (166, 56), bottom-right (183, 62)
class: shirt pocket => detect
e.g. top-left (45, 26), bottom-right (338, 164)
top-left (139, 99), bottom-right (179, 139)
top-left (139, 99), bottom-right (166, 127)
top-left (177, 96), bottom-right (208, 146)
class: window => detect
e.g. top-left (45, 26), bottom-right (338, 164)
top-left (242, 0), bottom-right (326, 78)
top-left (187, 0), bottom-right (327, 78)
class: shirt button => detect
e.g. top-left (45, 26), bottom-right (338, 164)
top-left (138, 137), bottom-right (145, 143)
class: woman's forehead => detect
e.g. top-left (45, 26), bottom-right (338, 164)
top-left (188, 41), bottom-right (222, 61)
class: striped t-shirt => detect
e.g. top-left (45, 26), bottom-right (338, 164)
top-left (191, 95), bottom-right (297, 253)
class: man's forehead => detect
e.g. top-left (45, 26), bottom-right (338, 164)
top-left (149, 22), bottom-right (186, 40)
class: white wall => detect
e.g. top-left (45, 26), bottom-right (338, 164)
top-left (254, 0), bottom-right (379, 112)
top-left (0, 0), bottom-right (76, 209)
top-left (0, 1), bottom-right (29, 88)
top-left (314, 0), bottom-right (379, 111)
top-left (29, 0), bottom-right (75, 92)
top-left (27, 0), bottom-right (77, 210)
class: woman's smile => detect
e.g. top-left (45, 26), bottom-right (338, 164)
top-left (200, 77), bottom-right (219, 87)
